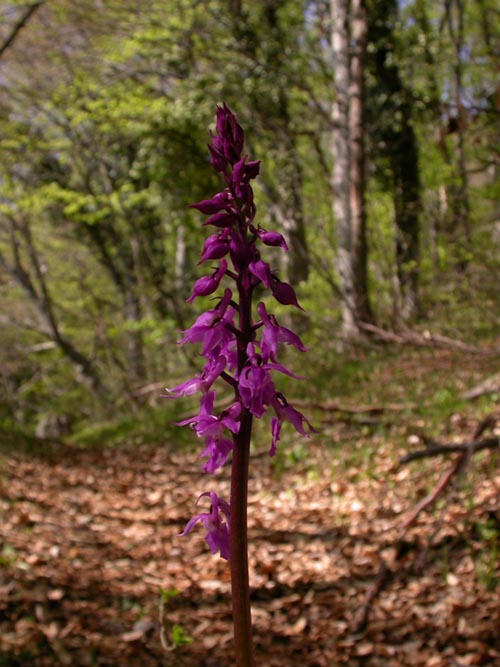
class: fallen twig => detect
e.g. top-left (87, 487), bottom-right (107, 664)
top-left (359, 322), bottom-right (497, 356)
top-left (292, 399), bottom-right (412, 414)
top-left (462, 372), bottom-right (500, 400)
top-left (399, 458), bottom-right (465, 536)
top-left (399, 415), bottom-right (499, 532)
top-left (399, 437), bottom-right (500, 464)
top-left (355, 414), bottom-right (500, 633)
top-left (351, 559), bottom-right (390, 633)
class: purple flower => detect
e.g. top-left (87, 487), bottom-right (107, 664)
top-left (232, 157), bottom-right (247, 185)
top-left (249, 258), bottom-right (272, 287)
top-left (204, 212), bottom-right (238, 228)
top-left (168, 104), bottom-right (314, 562)
top-left (237, 343), bottom-right (303, 418)
top-left (215, 102), bottom-right (244, 163)
top-left (208, 144), bottom-right (228, 172)
top-left (269, 275), bottom-right (303, 309)
top-left (280, 403), bottom-right (315, 436)
top-left (271, 394), bottom-right (317, 451)
top-left (180, 289), bottom-right (235, 359)
top-left (207, 103), bottom-right (245, 167)
top-left (190, 192), bottom-right (229, 214)
top-left (199, 232), bottom-right (230, 263)
top-left (256, 228), bottom-right (288, 250)
top-left (180, 492), bottom-right (231, 559)
top-left (238, 345), bottom-right (276, 418)
top-left (177, 390), bottom-right (241, 438)
top-left (201, 435), bottom-right (234, 474)
top-left (257, 302), bottom-right (306, 362)
top-left (167, 355), bottom-right (227, 397)
top-left (165, 376), bottom-right (203, 397)
top-left (244, 160), bottom-right (260, 180)
top-left (239, 364), bottom-right (276, 418)
top-left (187, 259), bottom-right (227, 303)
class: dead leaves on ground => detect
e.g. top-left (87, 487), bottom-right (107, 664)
top-left (0, 432), bottom-right (499, 666)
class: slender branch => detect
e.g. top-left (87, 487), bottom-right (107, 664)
top-left (0, 2), bottom-right (45, 59)
top-left (357, 414), bottom-right (500, 631)
top-left (399, 416), bottom-right (499, 533)
top-left (399, 457), bottom-right (465, 536)
top-left (351, 559), bottom-right (390, 633)
top-left (462, 373), bottom-right (500, 400)
top-left (399, 437), bottom-right (500, 464)
top-left (359, 322), bottom-right (498, 356)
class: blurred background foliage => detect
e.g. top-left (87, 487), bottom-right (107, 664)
top-left (0, 0), bottom-right (499, 444)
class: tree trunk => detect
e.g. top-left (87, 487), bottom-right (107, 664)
top-left (446, 0), bottom-right (471, 268)
top-left (367, 0), bottom-right (421, 320)
top-left (124, 289), bottom-right (146, 382)
top-left (393, 124), bottom-right (420, 319)
top-left (349, 0), bottom-right (372, 324)
top-left (331, 0), bottom-right (372, 339)
top-left (280, 133), bottom-right (309, 285)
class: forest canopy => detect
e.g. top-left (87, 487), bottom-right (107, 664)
top-left (0, 0), bottom-right (499, 439)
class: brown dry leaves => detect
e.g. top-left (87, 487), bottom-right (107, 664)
top-left (0, 432), bottom-right (499, 666)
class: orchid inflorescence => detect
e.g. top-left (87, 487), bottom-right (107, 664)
top-left (167, 104), bottom-right (314, 560)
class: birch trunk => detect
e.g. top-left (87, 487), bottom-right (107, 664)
top-left (349, 0), bottom-right (372, 325)
top-left (331, 0), bottom-right (372, 339)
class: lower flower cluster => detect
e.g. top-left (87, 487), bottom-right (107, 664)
top-left (167, 294), bottom-right (314, 558)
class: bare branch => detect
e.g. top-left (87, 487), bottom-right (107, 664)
top-left (462, 372), bottom-right (500, 400)
top-left (399, 457), bottom-right (467, 536)
top-left (0, 2), bottom-right (45, 59)
top-left (359, 322), bottom-right (498, 356)
top-left (399, 415), bottom-right (500, 534)
top-left (399, 437), bottom-right (500, 464)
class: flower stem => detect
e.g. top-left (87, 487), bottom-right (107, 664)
top-left (230, 409), bottom-right (255, 667)
top-left (230, 274), bottom-right (255, 666)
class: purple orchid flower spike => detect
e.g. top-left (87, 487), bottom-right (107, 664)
top-left (168, 104), bottom-right (314, 667)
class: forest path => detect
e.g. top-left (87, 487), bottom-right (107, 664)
top-left (0, 437), bottom-right (499, 666)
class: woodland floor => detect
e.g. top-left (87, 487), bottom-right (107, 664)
top-left (1, 353), bottom-right (500, 666)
